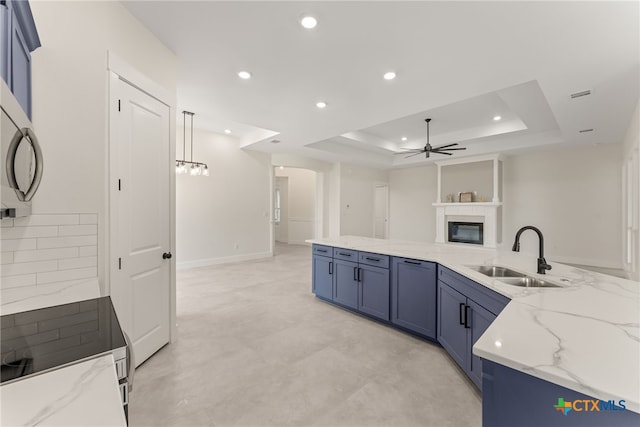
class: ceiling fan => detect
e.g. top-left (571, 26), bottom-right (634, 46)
top-left (395, 118), bottom-right (467, 158)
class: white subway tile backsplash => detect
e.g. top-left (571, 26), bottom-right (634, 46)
top-left (13, 215), bottom-right (79, 227)
top-left (58, 257), bottom-right (97, 270)
top-left (79, 246), bottom-right (97, 257)
top-left (1, 261), bottom-right (58, 277)
top-left (0, 274), bottom-right (37, 289)
top-left (13, 248), bottom-right (79, 263)
top-left (0, 226), bottom-right (58, 240)
top-left (37, 235), bottom-right (97, 249)
top-left (79, 214), bottom-right (98, 225)
top-left (0, 239), bottom-right (37, 252)
top-left (58, 225), bottom-right (97, 237)
top-left (0, 213), bottom-right (98, 293)
top-left (37, 267), bottom-right (96, 285)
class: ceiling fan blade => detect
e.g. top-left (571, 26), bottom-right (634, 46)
top-left (434, 151), bottom-right (453, 155)
top-left (405, 151), bottom-right (425, 158)
top-left (394, 149), bottom-right (423, 155)
top-left (434, 147), bottom-right (467, 152)
top-left (433, 143), bottom-right (459, 150)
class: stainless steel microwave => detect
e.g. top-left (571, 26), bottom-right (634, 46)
top-left (1, 79), bottom-right (43, 218)
top-left (448, 221), bottom-right (484, 245)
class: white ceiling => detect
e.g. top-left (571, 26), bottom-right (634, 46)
top-left (123, 1), bottom-right (640, 168)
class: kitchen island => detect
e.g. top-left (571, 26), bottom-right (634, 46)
top-left (308, 236), bottom-right (639, 425)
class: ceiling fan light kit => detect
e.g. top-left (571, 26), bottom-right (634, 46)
top-left (395, 118), bottom-right (467, 159)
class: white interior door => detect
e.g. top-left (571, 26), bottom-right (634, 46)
top-left (110, 75), bottom-right (171, 367)
top-left (374, 184), bottom-right (389, 239)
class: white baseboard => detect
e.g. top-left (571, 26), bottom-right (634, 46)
top-left (286, 240), bottom-right (312, 246)
top-left (177, 251), bottom-right (273, 270)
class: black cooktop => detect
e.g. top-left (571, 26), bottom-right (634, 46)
top-left (0, 296), bottom-right (126, 383)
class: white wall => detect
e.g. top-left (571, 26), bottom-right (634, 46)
top-left (339, 164), bottom-right (388, 237)
top-left (26, 2), bottom-right (177, 291)
top-left (388, 165), bottom-right (438, 242)
top-left (621, 99), bottom-right (640, 280)
top-left (275, 168), bottom-right (316, 245)
top-left (503, 144), bottom-right (622, 268)
top-left (176, 128), bottom-right (272, 268)
top-left (388, 146), bottom-right (624, 268)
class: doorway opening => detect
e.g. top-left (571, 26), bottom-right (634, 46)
top-left (273, 167), bottom-right (320, 249)
top-left (374, 183), bottom-right (389, 239)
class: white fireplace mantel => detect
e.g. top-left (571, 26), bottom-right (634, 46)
top-left (433, 155), bottom-right (504, 248)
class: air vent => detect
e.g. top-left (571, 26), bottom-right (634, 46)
top-left (570, 90), bottom-right (591, 99)
top-left (579, 128), bottom-right (594, 133)
top-left (270, 139), bottom-right (281, 144)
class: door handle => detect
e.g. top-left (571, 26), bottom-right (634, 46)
top-left (459, 303), bottom-right (465, 326)
top-left (329, 261), bottom-right (333, 275)
top-left (464, 305), bottom-right (471, 329)
top-left (353, 266), bottom-right (358, 281)
top-left (357, 267), bottom-right (362, 282)
top-left (162, 252), bottom-right (172, 260)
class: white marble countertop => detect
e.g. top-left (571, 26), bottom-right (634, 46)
top-left (308, 236), bottom-right (640, 413)
top-left (0, 354), bottom-right (126, 426)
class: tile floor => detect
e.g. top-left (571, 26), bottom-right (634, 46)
top-left (130, 243), bottom-right (482, 426)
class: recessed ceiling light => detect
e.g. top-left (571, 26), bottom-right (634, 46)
top-left (300, 15), bottom-right (317, 29)
top-left (224, 129), bottom-right (231, 134)
top-left (316, 101), bottom-right (327, 109)
top-left (401, 137), bottom-right (407, 141)
top-left (493, 115), bottom-right (502, 121)
top-left (238, 70), bottom-right (252, 79)
top-left (383, 71), bottom-right (396, 80)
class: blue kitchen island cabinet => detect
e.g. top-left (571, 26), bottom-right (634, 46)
top-left (483, 360), bottom-right (640, 427)
top-left (312, 244), bottom-right (333, 301)
top-left (437, 266), bottom-right (510, 390)
top-left (333, 257), bottom-right (359, 309)
top-left (391, 257), bottom-right (437, 339)
top-left (332, 248), bottom-right (390, 321)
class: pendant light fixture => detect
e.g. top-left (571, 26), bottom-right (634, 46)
top-left (176, 110), bottom-right (209, 176)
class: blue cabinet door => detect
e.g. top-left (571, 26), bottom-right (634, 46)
top-left (312, 255), bottom-right (333, 300)
top-left (437, 281), bottom-right (467, 370)
top-left (9, 10), bottom-right (31, 118)
top-left (391, 258), bottom-right (437, 338)
top-left (333, 259), bottom-right (358, 309)
top-left (467, 299), bottom-right (495, 390)
top-left (358, 264), bottom-right (390, 321)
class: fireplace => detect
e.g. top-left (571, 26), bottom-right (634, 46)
top-left (448, 221), bottom-right (484, 245)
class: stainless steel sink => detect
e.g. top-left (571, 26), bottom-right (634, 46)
top-left (467, 265), bottom-right (563, 288)
top-left (498, 277), bottom-right (562, 288)
top-left (467, 265), bottom-right (526, 278)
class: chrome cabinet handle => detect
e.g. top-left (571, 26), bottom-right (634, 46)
top-left (6, 127), bottom-right (44, 202)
